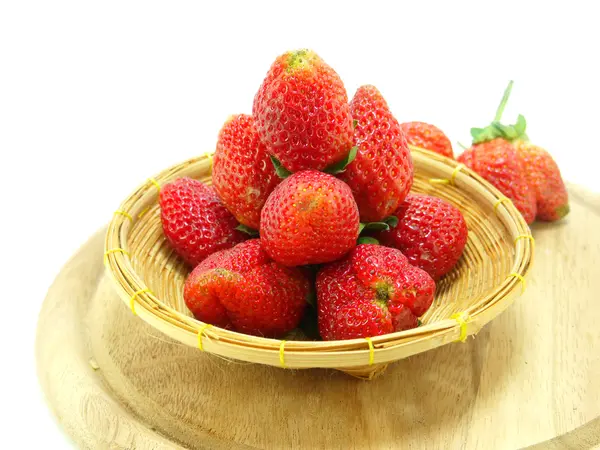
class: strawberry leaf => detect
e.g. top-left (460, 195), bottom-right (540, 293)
top-left (417, 319), bottom-right (423, 327)
top-left (357, 236), bottom-right (379, 245)
top-left (353, 119), bottom-right (358, 128)
top-left (514, 114), bottom-right (527, 137)
top-left (384, 215), bottom-right (399, 228)
top-left (358, 223), bottom-right (366, 234)
top-left (324, 146), bottom-right (358, 174)
top-left (269, 155), bottom-right (293, 179)
top-left (235, 224), bottom-right (259, 237)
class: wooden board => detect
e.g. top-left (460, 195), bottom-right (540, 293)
top-left (36, 185), bottom-right (600, 450)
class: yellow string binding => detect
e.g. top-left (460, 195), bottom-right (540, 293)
top-left (364, 337), bottom-right (375, 366)
top-left (509, 272), bottom-right (527, 294)
top-left (114, 210), bottom-right (133, 222)
top-left (197, 324), bottom-right (213, 351)
top-left (429, 163), bottom-right (465, 186)
top-left (493, 196), bottom-right (512, 213)
top-left (203, 152), bottom-right (214, 174)
top-left (129, 288), bottom-right (152, 315)
top-left (148, 178), bottom-right (161, 192)
top-left (279, 340), bottom-right (287, 368)
top-left (514, 234), bottom-right (535, 252)
top-left (103, 248), bottom-right (130, 266)
top-left (450, 311), bottom-right (471, 343)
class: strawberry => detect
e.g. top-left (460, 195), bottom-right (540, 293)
top-left (400, 121), bottom-right (454, 159)
top-left (513, 141), bottom-right (569, 221)
top-left (468, 80), bottom-right (568, 221)
top-left (317, 244), bottom-right (435, 341)
top-left (212, 114), bottom-right (280, 229)
top-left (458, 139), bottom-right (537, 224)
top-left (184, 239), bottom-right (310, 338)
top-left (376, 193), bottom-right (468, 280)
top-left (159, 177), bottom-right (246, 266)
top-left (260, 170), bottom-right (360, 266)
top-left (253, 49), bottom-right (354, 172)
top-left (338, 85), bottom-right (413, 222)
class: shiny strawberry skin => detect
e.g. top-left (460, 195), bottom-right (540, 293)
top-left (260, 170), bottom-right (360, 267)
top-left (376, 194), bottom-right (468, 280)
top-left (252, 49), bottom-right (354, 172)
top-left (184, 240), bottom-right (310, 338)
top-left (339, 85), bottom-right (414, 222)
top-left (159, 177), bottom-right (246, 267)
top-left (513, 140), bottom-right (569, 221)
top-left (213, 114), bottom-right (280, 229)
top-left (317, 245), bottom-right (435, 341)
top-left (400, 121), bottom-right (454, 159)
top-left (458, 138), bottom-right (537, 224)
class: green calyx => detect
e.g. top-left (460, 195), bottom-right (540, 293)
top-left (324, 146), bottom-right (358, 174)
top-left (269, 146), bottom-right (358, 179)
top-left (357, 236), bottom-right (380, 245)
top-left (470, 80), bottom-right (529, 145)
top-left (358, 215), bottom-right (399, 234)
top-left (556, 203), bottom-right (570, 219)
top-left (235, 224), bottom-right (259, 237)
top-left (375, 282), bottom-right (391, 303)
top-left (269, 155), bottom-right (293, 179)
top-left (286, 49), bottom-right (318, 72)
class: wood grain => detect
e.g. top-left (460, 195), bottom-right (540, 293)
top-left (36, 185), bottom-right (600, 450)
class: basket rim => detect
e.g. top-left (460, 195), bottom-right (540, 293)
top-left (104, 148), bottom-right (534, 370)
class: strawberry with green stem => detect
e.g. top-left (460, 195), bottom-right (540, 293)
top-left (468, 81), bottom-right (569, 221)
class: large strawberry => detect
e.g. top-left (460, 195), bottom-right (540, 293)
top-left (469, 80), bottom-right (569, 221)
top-left (376, 193), bottom-right (468, 280)
top-left (317, 244), bottom-right (435, 341)
top-left (212, 114), bottom-right (280, 229)
top-left (260, 170), bottom-right (360, 266)
top-left (160, 177), bottom-right (246, 266)
top-left (184, 239), bottom-right (310, 338)
top-left (338, 85), bottom-right (413, 222)
top-left (253, 49), bottom-right (354, 172)
top-left (458, 139), bottom-right (537, 224)
top-left (400, 121), bottom-right (454, 159)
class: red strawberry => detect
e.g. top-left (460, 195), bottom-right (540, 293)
top-left (338, 85), bottom-right (413, 222)
top-left (400, 121), bottom-right (454, 159)
top-left (468, 80), bottom-right (568, 222)
top-left (184, 239), bottom-right (310, 338)
top-left (253, 49), bottom-right (354, 172)
top-left (160, 177), bottom-right (246, 266)
top-left (376, 193), bottom-right (468, 280)
top-left (512, 141), bottom-right (569, 221)
top-left (458, 139), bottom-right (537, 224)
top-left (212, 114), bottom-right (280, 229)
top-left (317, 244), bottom-right (435, 341)
top-left (260, 170), bottom-right (360, 266)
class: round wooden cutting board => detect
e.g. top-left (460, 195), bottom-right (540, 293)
top-left (36, 185), bottom-right (600, 450)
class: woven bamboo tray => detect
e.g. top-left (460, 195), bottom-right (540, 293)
top-left (104, 148), bottom-right (533, 379)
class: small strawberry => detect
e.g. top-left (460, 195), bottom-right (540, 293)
top-left (458, 139), bottom-right (537, 224)
top-left (160, 177), bottom-right (246, 266)
top-left (253, 49), bottom-right (354, 172)
top-left (400, 121), bottom-right (454, 159)
top-left (260, 170), bottom-right (360, 266)
top-left (338, 85), bottom-right (413, 222)
top-left (376, 193), bottom-right (468, 280)
top-left (184, 240), bottom-right (310, 338)
top-left (317, 244), bottom-right (435, 341)
top-left (468, 80), bottom-right (569, 221)
top-left (513, 141), bottom-right (569, 221)
top-left (212, 114), bottom-right (280, 229)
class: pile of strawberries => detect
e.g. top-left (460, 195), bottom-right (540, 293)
top-left (159, 49), bottom-right (566, 341)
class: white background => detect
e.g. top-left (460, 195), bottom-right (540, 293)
top-left (1, 1), bottom-right (599, 448)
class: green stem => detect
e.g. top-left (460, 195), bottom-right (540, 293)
top-left (494, 80), bottom-right (514, 122)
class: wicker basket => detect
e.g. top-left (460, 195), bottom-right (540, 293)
top-left (104, 147), bottom-right (534, 380)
